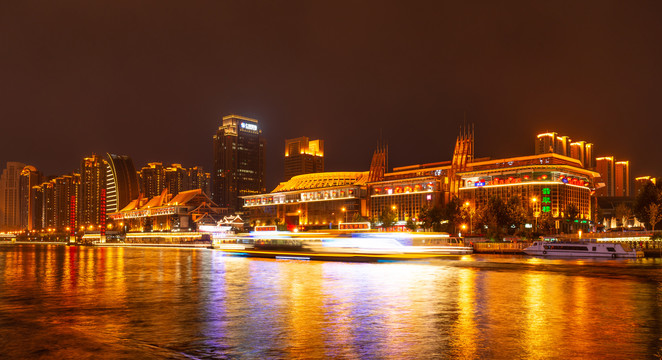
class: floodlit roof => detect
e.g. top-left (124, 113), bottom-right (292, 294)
top-left (272, 172), bottom-right (369, 192)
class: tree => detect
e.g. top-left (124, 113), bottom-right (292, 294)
top-left (614, 203), bottom-right (633, 227)
top-left (634, 181), bottom-right (662, 228)
top-left (352, 212), bottom-right (368, 223)
top-left (647, 203), bottom-right (662, 232)
top-left (506, 197), bottom-right (527, 235)
top-left (419, 204), bottom-right (444, 231)
top-left (405, 218), bottom-right (417, 231)
top-left (441, 197), bottom-right (463, 234)
top-left (566, 203), bottom-right (580, 232)
top-left (379, 208), bottom-right (397, 229)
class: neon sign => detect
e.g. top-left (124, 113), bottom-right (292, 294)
top-left (240, 122), bottom-right (258, 131)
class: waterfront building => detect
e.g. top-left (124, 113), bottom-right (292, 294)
top-left (595, 156), bottom-right (615, 196)
top-left (536, 132), bottom-right (558, 155)
top-left (457, 154), bottom-right (599, 227)
top-left (614, 161), bottom-right (630, 197)
top-left (79, 155), bottom-right (106, 228)
top-left (32, 181), bottom-right (55, 230)
top-left (284, 137), bottom-right (324, 181)
top-left (19, 165), bottom-right (43, 231)
top-left (53, 174), bottom-right (80, 231)
top-left (213, 115), bottom-right (266, 211)
top-left (634, 176), bottom-right (656, 196)
top-left (243, 172), bottom-right (368, 228)
top-left (106, 153), bottom-right (140, 214)
top-left (0, 161), bottom-right (26, 231)
top-left (139, 162), bottom-right (166, 199)
top-left (108, 188), bottom-right (225, 232)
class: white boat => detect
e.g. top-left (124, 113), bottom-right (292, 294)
top-left (524, 241), bottom-right (642, 258)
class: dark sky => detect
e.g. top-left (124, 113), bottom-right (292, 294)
top-left (2, 1), bottom-right (661, 191)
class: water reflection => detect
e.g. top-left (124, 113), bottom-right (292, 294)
top-left (0, 245), bottom-right (660, 359)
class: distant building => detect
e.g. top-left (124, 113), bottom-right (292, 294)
top-left (139, 162), bottom-right (166, 199)
top-left (19, 165), bottom-right (42, 231)
top-left (634, 176), bottom-right (656, 196)
top-left (284, 137), bottom-right (324, 181)
top-left (52, 174), bottom-right (80, 231)
top-left (595, 157), bottom-right (615, 196)
top-left (186, 166), bottom-right (211, 198)
top-left (213, 115), bottom-right (266, 211)
top-left (165, 164), bottom-right (187, 195)
top-left (0, 162), bottom-right (26, 231)
top-left (614, 161), bottom-right (630, 197)
top-left (536, 132), bottom-right (593, 168)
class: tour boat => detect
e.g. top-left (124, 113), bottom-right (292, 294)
top-left (214, 230), bottom-right (473, 261)
top-left (524, 241), bottom-right (642, 258)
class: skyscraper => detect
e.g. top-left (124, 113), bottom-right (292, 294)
top-left (79, 155), bottom-right (106, 227)
top-left (595, 157), bottom-right (615, 196)
top-left (213, 115), bottom-right (266, 210)
top-left (139, 162), bottom-right (166, 198)
top-left (535, 132), bottom-right (557, 155)
top-left (284, 137), bottom-right (324, 181)
top-left (165, 164), bottom-right (187, 195)
top-left (0, 161), bottom-right (26, 231)
top-left (634, 176), bottom-right (656, 196)
top-left (106, 153), bottom-right (139, 213)
top-left (19, 165), bottom-right (42, 231)
top-left (614, 161), bottom-right (630, 197)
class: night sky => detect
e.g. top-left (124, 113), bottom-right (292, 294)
top-left (2, 1), bottom-right (661, 191)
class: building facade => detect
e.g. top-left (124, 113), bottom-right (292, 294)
top-left (595, 157), bottom-right (615, 196)
top-left (213, 115), bottom-right (266, 211)
top-left (139, 162), bottom-right (166, 199)
top-left (284, 137), bottom-right (324, 181)
top-left (614, 161), bottom-right (630, 197)
top-left (0, 161), bottom-right (26, 231)
top-left (106, 153), bottom-right (140, 214)
top-left (19, 165), bottom-right (42, 231)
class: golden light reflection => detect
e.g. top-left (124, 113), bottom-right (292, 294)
top-left (450, 268), bottom-right (477, 359)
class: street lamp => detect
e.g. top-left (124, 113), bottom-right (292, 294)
top-left (531, 197), bottom-right (539, 232)
top-left (341, 207), bottom-right (347, 223)
top-left (464, 201), bottom-right (473, 235)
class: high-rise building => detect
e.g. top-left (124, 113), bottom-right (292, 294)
top-left (106, 154), bottom-right (140, 213)
top-left (53, 174), bottom-right (80, 230)
top-left (186, 166), bottom-right (211, 198)
top-left (555, 135), bottom-right (570, 156)
top-left (284, 137), bottom-right (324, 181)
top-left (165, 164), bottom-right (187, 195)
top-left (614, 161), bottom-right (630, 197)
top-left (0, 161), bottom-right (26, 231)
top-left (139, 162), bottom-right (166, 199)
top-left (19, 165), bottom-right (42, 231)
top-left (569, 141), bottom-right (595, 169)
top-left (79, 155), bottom-right (106, 227)
top-left (535, 132), bottom-right (558, 155)
top-left (595, 157), bottom-right (615, 196)
top-left (634, 176), bottom-right (657, 196)
top-left (213, 115), bottom-right (266, 210)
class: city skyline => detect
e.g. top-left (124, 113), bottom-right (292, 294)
top-left (2, 2), bottom-right (662, 192)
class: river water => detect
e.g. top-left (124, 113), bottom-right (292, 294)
top-left (0, 245), bottom-right (660, 359)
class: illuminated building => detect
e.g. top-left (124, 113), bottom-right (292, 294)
top-left (165, 164), bottom-right (186, 195)
top-left (243, 172), bottom-right (368, 228)
top-left (457, 154), bottom-right (598, 225)
top-left (186, 166), bottom-right (211, 198)
top-left (106, 153), bottom-right (140, 213)
top-left (537, 132), bottom-right (594, 169)
top-left (0, 162), bottom-right (26, 231)
top-left (284, 137), bottom-right (324, 181)
top-left (108, 189), bottom-right (224, 232)
top-left (614, 161), bottom-right (630, 197)
top-left (53, 174), bottom-right (80, 231)
top-left (213, 115), bottom-right (266, 211)
top-left (634, 176), bottom-right (656, 195)
top-left (595, 157), bottom-right (615, 196)
top-left (79, 155), bottom-right (106, 227)
top-left (536, 132), bottom-right (556, 155)
top-left (139, 162), bottom-right (165, 198)
top-left (19, 165), bottom-right (42, 231)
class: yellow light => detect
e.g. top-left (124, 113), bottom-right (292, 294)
top-left (391, 205), bottom-right (397, 210)
top-left (341, 207), bottom-right (346, 212)
top-left (531, 197), bottom-right (537, 202)
top-left (461, 224), bottom-right (467, 230)
top-left (464, 201), bottom-right (470, 207)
